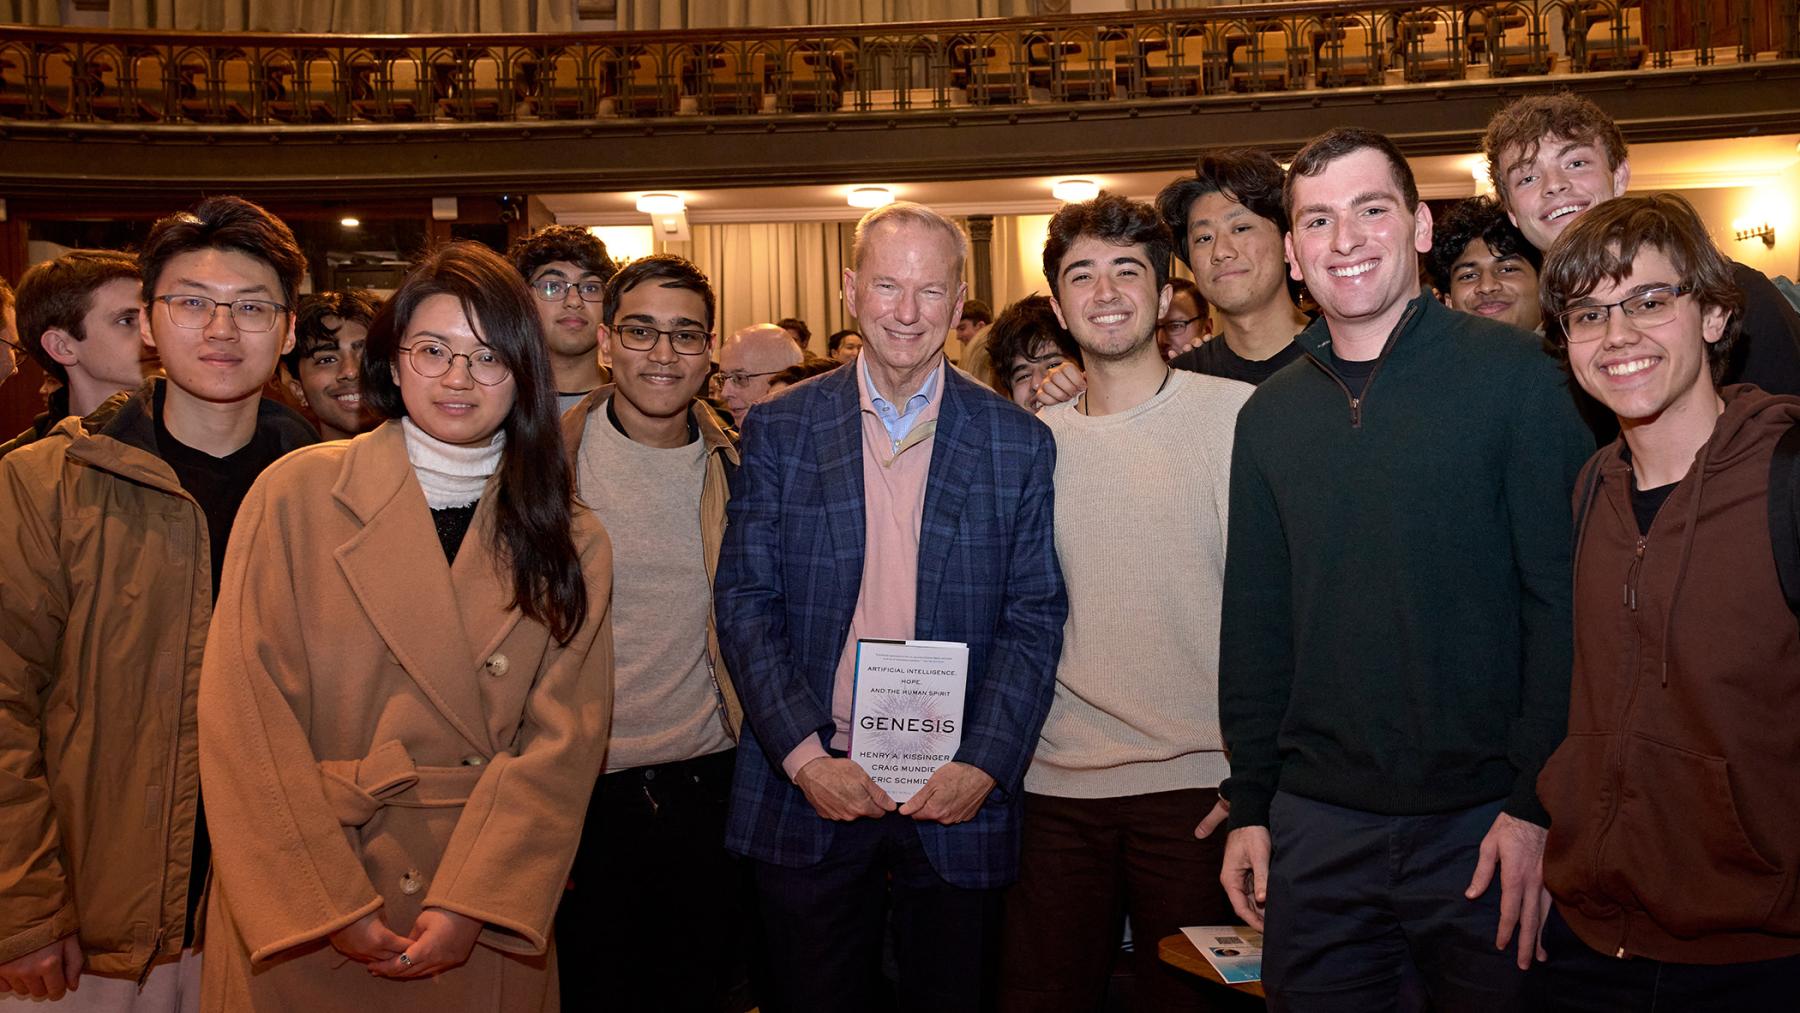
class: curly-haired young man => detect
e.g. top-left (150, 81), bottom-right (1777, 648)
top-left (1428, 195), bottom-right (1544, 334)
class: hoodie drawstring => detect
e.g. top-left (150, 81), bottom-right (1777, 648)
top-left (1658, 444), bottom-right (1710, 687)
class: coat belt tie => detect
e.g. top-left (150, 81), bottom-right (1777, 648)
top-left (316, 739), bottom-right (486, 827)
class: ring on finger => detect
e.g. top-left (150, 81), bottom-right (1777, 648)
top-left (397, 953), bottom-right (414, 968)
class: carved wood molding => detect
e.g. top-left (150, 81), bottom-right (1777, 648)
top-left (1, 64), bottom-right (1790, 202)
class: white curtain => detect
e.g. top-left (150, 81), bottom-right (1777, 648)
top-left (989, 212), bottom-right (1051, 315)
top-left (657, 220), bottom-right (858, 349)
top-left (105, 0), bottom-right (573, 32)
top-left (653, 215), bottom-right (1002, 354)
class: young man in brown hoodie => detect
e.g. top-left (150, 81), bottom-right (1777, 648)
top-left (1534, 193), bottom-right (1800, 1007)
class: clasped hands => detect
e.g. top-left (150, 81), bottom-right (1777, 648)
top-left (796, 756), bottom-right (994, 825)
top-left (330, 907), bottom-right (482, 979)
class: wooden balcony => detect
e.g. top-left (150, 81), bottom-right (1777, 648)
top-left (0, 0), bottom-right (1795, 200)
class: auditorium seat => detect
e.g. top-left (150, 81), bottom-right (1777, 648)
top-left (1229, 26), bottom-right (1298, 92)
top-left (1397, 10), bottom-right (1463, 81)
top-left (768, 43), bottom-right (849, 113)
top-left (265, 50), bottom-right (340, 123)
top-left (1314, 17), bottom-right (1380, 87)
top-left (961, 37), bottom-right (1049, 105)
top-left (1583, 3), bottom-right (1645, 70)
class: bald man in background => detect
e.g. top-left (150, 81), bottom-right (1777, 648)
top-left (720, 323), bottom-right (803, 428)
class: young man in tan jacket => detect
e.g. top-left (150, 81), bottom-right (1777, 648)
top-left (555, 253), bottom-right (749, 1011)
top-left (0, 196), bottom-right (315, 1009)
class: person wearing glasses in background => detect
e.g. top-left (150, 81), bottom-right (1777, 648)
top-left (1155, 277), bottom-right (1210, 360)
top-left (555, 253), bottom-right (754, 1012)
top-left (719, 322), bottom-right (804, 429)
top-left (194, 241), bottom-right (613, 1013)
top-left (0, 196), bottom-right (317, 1010)
top-left (1532, 194), bottom-right (1800, 1010)
top-left (506, 224), bottom-right (616, 413)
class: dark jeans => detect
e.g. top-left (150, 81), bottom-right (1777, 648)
top-left (1263, 792), bottom-right (1528, 1013)
top-left (752, 810), bottom-right (1003, 1013)
top-left (998, 787), bottom-right (1238, 1013)
top-left (555, 747), bottom-right (752, 1013)
top-left (1533, 907), bottom-right (1800, 1011)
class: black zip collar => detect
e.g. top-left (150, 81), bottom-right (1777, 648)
top-left (1295, 292), bottom-right (1430, 428)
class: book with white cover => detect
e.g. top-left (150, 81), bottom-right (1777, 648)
top-left (848, 639), bottom-right (969, 803)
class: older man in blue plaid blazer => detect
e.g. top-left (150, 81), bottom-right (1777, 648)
top-left (716, 203), bottom-right (1066, 1013)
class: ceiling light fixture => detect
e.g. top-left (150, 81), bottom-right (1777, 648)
top-left (339, 216), bottom-right (361, 228)
top-left (636, 193), bottom-right (685, 215)
top-left (1052, 178), bottom-right (1099, 203)
top-left (848, 186), bottom-right (895, 209)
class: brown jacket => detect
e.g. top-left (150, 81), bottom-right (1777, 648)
top-left (0, 381), bottom-right (315, 979)
top-left (1541, 384), bottom-right (1800, 963)
top-left (562, 386), bottom-right (742, 740)
top-left (197, 422), bottom-right (614, 1011)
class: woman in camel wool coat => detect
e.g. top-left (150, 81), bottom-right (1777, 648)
top-left (196, 242), bottom-right (613, 1012)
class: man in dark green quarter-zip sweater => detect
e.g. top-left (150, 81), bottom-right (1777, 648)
top-left (1216, 128), bottom-right (1594, 1013)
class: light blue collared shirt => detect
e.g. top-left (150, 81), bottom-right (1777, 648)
top-left (859, 354), bottom-right (942, 451)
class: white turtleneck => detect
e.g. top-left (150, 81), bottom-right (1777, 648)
top-left (401, 417), bottom-right (505, 509)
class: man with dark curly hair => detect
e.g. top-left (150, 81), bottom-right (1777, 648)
top-left (506, 224), bottom-right (615, 412)
top-left (984, 294), bottom-right (1079, 410)
top-left (999, 193), bottom-right (1249, 1012)
top-left (1428, 196), bottom-right (1544, 334)
top-left (280, 289), bottom-right (382, 440)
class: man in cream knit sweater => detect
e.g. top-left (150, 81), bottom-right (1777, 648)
top-left (996, 193), bottom-right (1252, 1013)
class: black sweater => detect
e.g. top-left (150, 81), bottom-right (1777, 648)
top-left (1219, 293), bottom-right (1594, 829)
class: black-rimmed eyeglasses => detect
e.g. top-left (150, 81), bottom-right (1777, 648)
top-left (614, 324), bottom-right (712, 356)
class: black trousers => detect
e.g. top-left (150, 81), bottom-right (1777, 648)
top-left (998, 788), bottom-right (1240, 1013)
top-left (1533, 907), bottom-right (1800, 1011)
top-left (752, 811), bottom-right (1003, 1013)
top-left (1262, 792), bottom-right (1529, 1013)
top-left (554, 748), bottom-right (752, 1013)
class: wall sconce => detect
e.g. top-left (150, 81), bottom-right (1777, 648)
top-left (1734, 221), bottom-right (1776, 248)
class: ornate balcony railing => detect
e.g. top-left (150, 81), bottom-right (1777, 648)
top-left (1, 0), bottom-right (1795, 128)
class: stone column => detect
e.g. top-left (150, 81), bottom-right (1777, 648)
top-left (967, 213), bottom-right (995, 308)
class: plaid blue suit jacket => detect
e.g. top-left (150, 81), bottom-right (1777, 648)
top-left (716, 362), bottom-right (1067, 889)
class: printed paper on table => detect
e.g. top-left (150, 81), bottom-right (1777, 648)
top-left (849, 639), bottom-right (969, 803)
top-left (1179, 926), bottom-right (1263, 984)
